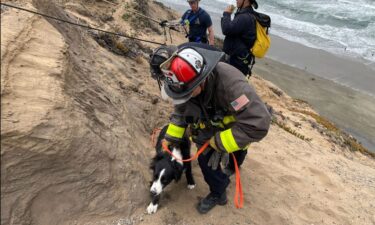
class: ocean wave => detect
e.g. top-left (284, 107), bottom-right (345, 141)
top-left (156, 0), bottom-right (375, 62)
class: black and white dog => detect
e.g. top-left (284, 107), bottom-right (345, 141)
top-left (147, 125), bottom-right (195, 214)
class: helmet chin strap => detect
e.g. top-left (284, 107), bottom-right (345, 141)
top-left (238, 0), bottom-right (250, 10)
top-left (239, 1), bottom-right (244, 9)
top-left (236, 0), bottom-right (245, 13)
top-left (160, 83), bottom-right (170, 101)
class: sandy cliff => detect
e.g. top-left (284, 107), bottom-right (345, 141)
top-left (1, 1), bottom-right (374, 225)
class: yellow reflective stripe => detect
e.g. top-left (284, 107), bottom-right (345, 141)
top-left (166, 123), bottom-right (185, 139)
top-left (223, 115), bottom-right (235, 125)
top-left (220, 129), bottom-right (239, 153)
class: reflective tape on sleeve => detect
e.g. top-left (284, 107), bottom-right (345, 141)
top-left (166, 123), bottom-right (185, 139)
top-left (219, 129), bottom-right (239, 153)
top-left (223, 115), bottom-right (235, 125)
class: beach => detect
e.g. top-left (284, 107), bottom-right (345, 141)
top-left (248, 35), bottom-right (375, 152)
top-left (156, 1), bottom-right (375, 151)
top-left (253, 56), bottom-right (375, 151)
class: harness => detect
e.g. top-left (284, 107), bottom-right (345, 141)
top-left (181, 8), bottom-right (207, 43)
top-left (230, 9), bottom-right (257, 77)
top-left (188, 77), bottom-right (234, 143)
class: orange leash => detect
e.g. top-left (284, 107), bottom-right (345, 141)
top-left (232, 153), bottom-right (243, 208)
top-left (162, 141), bottom-right (244, 208)
top-left (161, 141), bottom-right (210, 162)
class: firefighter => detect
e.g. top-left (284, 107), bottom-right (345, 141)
top-left (149, 43), bottom-right (271, 214)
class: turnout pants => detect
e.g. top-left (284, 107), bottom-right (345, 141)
top-left (198, 147), bottom-right (230, 197)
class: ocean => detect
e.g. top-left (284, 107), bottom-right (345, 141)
top-left (159, 0), bottom-right (375, 64)
top-left (157, 0), bottom-right (375, 95)
top-left (155, 0), bottom-right (375, 151)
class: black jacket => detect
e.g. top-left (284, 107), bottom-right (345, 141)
top-left (221, 7), bottom-right (256, 56)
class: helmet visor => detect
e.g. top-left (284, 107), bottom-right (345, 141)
top-left (161, 46), bottom-right (225, 100)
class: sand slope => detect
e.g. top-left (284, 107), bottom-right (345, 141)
top-left (1, 1), bottom-right (374, 225)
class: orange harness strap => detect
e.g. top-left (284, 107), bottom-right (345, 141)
top-left (161, 141), bottom-right (210, 162)
top-left (232, 153), bottom-right (243, 208)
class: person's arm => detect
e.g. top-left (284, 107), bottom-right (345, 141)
top-left (201, 11), bottom-right (214, 45)
top-left (164, 104), bottom-right (188, 143)
top-left (213, 64), bottom-right (271, 152)
top-left (207, 25), bottom-right (215, 46)
top-left (221, 10), bottom-right (245, 36)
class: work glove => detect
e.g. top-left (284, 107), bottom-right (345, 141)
top-left (191, 123), bottom-right (217, 145)
top-left (204, 137), bottom-right (229, 170)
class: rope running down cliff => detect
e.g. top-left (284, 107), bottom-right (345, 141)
top-left (0, 3), bottom-right (166, 45)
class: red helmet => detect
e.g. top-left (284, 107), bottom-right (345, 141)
top-left (160, 46), bottom-right (224, 104)
top-left (163, 48), bottom-right (203, 87)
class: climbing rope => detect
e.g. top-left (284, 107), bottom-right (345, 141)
top-left (0, 3), bottom-right (166, 45)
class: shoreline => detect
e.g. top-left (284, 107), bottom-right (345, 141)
top-left (157, 1), bottom-right (375, 152)
top-left (253, 58), bottom-right (375, 152)
top-left (160, 1), bottom-right (375, 98)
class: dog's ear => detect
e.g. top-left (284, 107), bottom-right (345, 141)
top-left (155, 125), bottom-right (168, 153)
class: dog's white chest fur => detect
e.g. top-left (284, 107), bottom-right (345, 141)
top-left (171, 147), bottom-right (183, 165)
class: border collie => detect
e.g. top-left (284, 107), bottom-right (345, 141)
top-left (147, 125), bottom-right (195, 214)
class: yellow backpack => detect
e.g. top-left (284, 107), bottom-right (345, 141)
top-left (250, 12), bottom-right (271, 58)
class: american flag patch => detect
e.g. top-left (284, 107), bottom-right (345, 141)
top-left (231, 94), bottom-right (250, 111)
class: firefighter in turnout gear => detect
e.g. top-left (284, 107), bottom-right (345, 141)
top-left (149, 43), bottom-right (271, 214)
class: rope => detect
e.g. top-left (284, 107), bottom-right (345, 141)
top-left (162, 140), bottom-right (209, 162)
top-left (0, 3), bottom-right (165, 45)
top-left (126, 9), bottom-right (181, 31)
top-left (232, 153), bottom-right (243, 208)
top-left (162, 139), bottom-right (244, 208)
top-left (127, 9), bottom-right (161, 24)
top-left (125, 9), bottom-right (181, 44)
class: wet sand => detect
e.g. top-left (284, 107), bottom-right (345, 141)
top-left (207, 9), bottom-right (375, 151)
top-left (266, 35), bottom-right (375, 97)
top-left (253, 58), bottom-right (375, 151)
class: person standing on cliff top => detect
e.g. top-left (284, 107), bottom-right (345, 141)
top-left (180, 0), bottom-right (215, 46)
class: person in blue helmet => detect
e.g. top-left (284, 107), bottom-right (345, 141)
top-left (149, 43), bottom-right (271, 214)
top-left (181, 0), bottom-right (215, 45)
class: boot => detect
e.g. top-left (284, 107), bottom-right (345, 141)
top-left (196, 192), bottom-right (227, 214)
